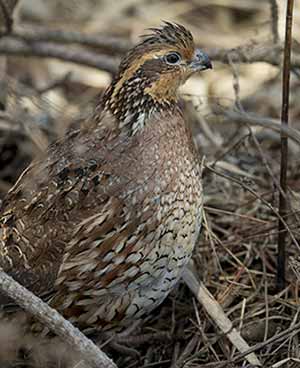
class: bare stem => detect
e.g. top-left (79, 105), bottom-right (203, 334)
top-left (269, 0), bottom-right (279, 44)
top-left (0, 0), bottom-right (13, 34)
top-left (277, 0), bottom-right (294, 290)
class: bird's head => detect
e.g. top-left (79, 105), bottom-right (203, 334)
top-left (102, 22), bottom-right (212, 133)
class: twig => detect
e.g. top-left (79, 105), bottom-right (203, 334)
top-left (0, 269), bottom-right (117, 368)
top-left (0, 32), bottom-right (300, 74)
top-left (229, 320), bottom-right (300, 364)
top-left (227, 53), bottom-right (243, 110)
top-left (10, 28), bottom-right (300, 69)
top-left (269, 0), bottom-right (279, 44)
top-left (0, 0), bottom-right (14, 35)
top-left (182, 265), bottom-right (262, 366)
top-left (13, 25), bottom-right (131, 53)
top-left (37, 71), bottom-right (72, 94)
top-left (207, 42), bottom-right (300, 69)
top-left (248, 128), bottom-right (284, 198)
top-left (277, 0), bottom-right (294, 290)
top-left (213, 106), bottom-right (300, 146)
top-left (206, 164), bottom-right (300, 252)
top-left (0, 37), bottom-right (119, 73)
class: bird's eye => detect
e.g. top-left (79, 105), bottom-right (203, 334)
top-left (164, 52), bottom-right (181, 65)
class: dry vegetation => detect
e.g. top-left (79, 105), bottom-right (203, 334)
top-left (0, 0), bottom-right (300, 367)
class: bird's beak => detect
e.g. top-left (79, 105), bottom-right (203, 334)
top-left (190, 49), bottom-right (212, 72)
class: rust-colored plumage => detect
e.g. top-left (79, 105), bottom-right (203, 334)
top-left (0, 22), bottom-right (212, 330)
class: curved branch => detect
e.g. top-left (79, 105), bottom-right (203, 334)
top-left (0, 32), bottom-right (300, 74)
top-left (13, 26), bottom-right (131, 53)
top-left (207, 42), bottom-right (300, 70)
top-left (0, 269), bottom-right (117, 368)
top-left (0, 37), bottom-right (119, 73)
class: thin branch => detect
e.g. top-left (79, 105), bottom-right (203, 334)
top-left (8, 27), bottom-right (295, 68)
top-left (269, 0), bottom-right (279, 44)
top-left (206, 165), bottom-right (300, 253)
top-left (0, 0), bottom-right (14, 35)
top-left (207, 43), bottom-right (300, 69)
top-left (228, 321), bottom-right (300, 365)
top-left (212, 106), bottom-right (300, 146)
top-left (0, 269), bottom-right (117, 368)
top-left (0, 31), bottom-right (300, 74)
top-left (277, 0), bottom-right (294, 290)
top-left (0, 37), bottom-right (119, 73)
top-left (182, 266), bottom-right (262, 367)
top-left (13, 25), bottom-right (131, 53)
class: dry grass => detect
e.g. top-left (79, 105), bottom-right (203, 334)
top-left (1, 0), bottom-right (300, 367)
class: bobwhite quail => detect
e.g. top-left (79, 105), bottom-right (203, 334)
top-left (0, 22), bottom-right (212, 330)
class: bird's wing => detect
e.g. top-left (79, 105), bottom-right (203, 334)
top-left (0, 115), bottom-right (162, 304)
top-left (0, 124), bottom-right (126, 294)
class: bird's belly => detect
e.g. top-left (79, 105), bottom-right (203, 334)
top-left (125, 191), bottom-right (203, 319)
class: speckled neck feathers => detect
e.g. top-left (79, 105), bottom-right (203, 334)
top-left (102, 66), bottom-right (176, 135)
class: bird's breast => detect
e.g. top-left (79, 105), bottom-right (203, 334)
top-left (51, 112), bottom-right (204, 328)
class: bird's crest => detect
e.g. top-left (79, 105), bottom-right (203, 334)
top-left (140, 22), bottom-right (194, 51)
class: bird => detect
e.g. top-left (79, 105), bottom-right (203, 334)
top-left (0, 22), bottom-right (212, 331)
